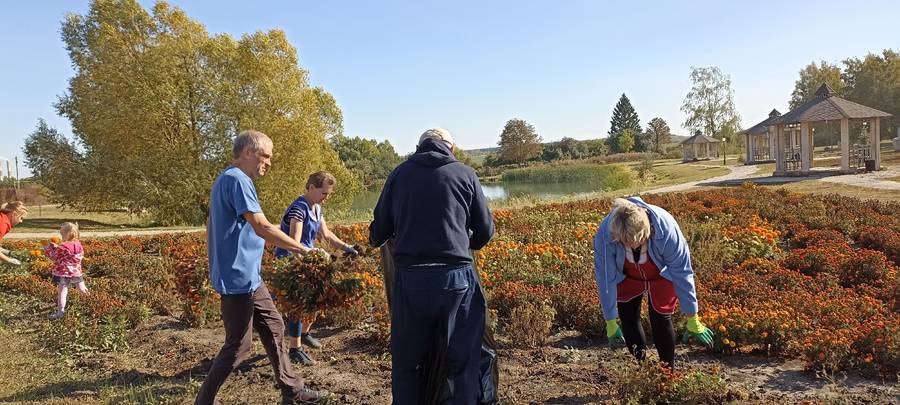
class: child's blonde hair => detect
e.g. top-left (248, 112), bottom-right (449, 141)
top-left (609, 198), bottom-right (651, 246)
top-left (60, 222), bottom-right (80, 242)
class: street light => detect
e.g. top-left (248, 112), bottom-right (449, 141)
top-left (721, 137), bottom-right (727, 165)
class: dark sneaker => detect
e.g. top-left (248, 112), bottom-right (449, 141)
top-left (289, 348), bottom-right (316, 366)
top-left (282, 386), bottom-right (330, 404)
top-left (301, 333), bottom-right (323, 349)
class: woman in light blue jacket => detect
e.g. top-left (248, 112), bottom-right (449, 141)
top-left (593, 197), bottom-right (713, 369)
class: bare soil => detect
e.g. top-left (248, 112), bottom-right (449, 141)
top-left (2, 298), bottom-right (897, 404)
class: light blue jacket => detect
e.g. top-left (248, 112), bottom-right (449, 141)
top-left (592, 196), bottom-right (699, 321)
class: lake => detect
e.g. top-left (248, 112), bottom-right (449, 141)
top-left (350, 180), bottom-right (611, 211)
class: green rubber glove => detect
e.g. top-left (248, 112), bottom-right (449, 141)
top-left (606, 319), bottom-right (625, 346)
top-left (682, 314), bottom-right (714, 348)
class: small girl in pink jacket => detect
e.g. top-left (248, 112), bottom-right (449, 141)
top-left (44, 222), bottom-right (88, 320)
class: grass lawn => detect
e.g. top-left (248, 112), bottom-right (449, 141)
top-left (0, 294), bottom-right (198, 404)
top-left (644, 163), bottom-right (730, 186)
top-left (693, 180), bottom-right (900, 203)
top-left (9, 205), bottom-right (192, 234)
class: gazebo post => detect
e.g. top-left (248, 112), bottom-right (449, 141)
top-left (768, 126), bottom-right (777, 161)
top-left (774, 124), bottom-right (785, 175)
top-left (745, 134), bottom-right (752, 163)
top-left (873, 117), bottom-right (882, 169)
top-left (800, 123), bottom-right (811, 173)
top-left (840, 118), bottom-right (850, 172)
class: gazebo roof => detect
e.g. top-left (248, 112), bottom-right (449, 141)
top-left (741, 108), bottom-right (781, 135)
top-left (773, 83), bottom-right (892, 125)
top-left (680, 132), bottom-right (721, 145)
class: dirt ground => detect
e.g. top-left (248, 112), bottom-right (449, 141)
top-left (2, 296), bottom-right (897, 405)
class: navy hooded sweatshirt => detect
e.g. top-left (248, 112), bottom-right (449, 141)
top-left (369, 138), bottom-right (495, 267)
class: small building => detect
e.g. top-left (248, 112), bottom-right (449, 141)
top-left (769, 83), bottom-right (892, 176)
top-left (740, 109), bottom-right (780, 164)
top-left (680, 130), bottom-right (721, 162)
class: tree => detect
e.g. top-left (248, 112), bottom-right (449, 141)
top-left (617, 128), bottom-right (636, 153)
top-left (645, 117), bottom-right (672, 154)
top-left (22, 119), bottom-right (86, 203)
top-left (842, 50), bottom-right (900, 137)
top-left (329, 135), bottom-right (401, 186)
top-left (582, 139), bottom-right (608, 157)
top-left (790, 61), bottom-right (846, 109)
top-left (608, 94), bottom-right (642, 153)
top-left (540, 137), bottom-right (589, 161)
top-left (46, 0), bottom-right (356, 224)
top-left (498, 118), bottom-right (542, 164)
top-left (681, 66), bottom-right (742, 145)
top-left (453, 148), bottom-right (480, 169)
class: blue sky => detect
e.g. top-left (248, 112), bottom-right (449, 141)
top-left (2, 0), bottom-right (899, 177)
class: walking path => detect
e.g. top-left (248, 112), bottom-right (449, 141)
top-left (5, 227), bottom-right (204, 240)
top-left (645, 164), bottom-right (760, 194)
top-left (819, 166), bottom-right (900, 191)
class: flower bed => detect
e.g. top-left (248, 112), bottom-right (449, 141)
top-left (1, 185), bottom-right (897, 375)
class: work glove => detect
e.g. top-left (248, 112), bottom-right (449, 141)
top-left (0, 247), bottom-right (9, 255)
top-left (302, 248), bottom-right (331, 262)
top-left (606, 319), bottom-right (625, 346)
top-left (342, 244), bottom-right (359, 257)
top-left (5, 257), bottom-right (22, 266)
top-left (681, 314), bottom-right (714, 348)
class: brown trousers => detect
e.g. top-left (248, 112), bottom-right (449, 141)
top-left (195, 283), bottom-right (303, 404)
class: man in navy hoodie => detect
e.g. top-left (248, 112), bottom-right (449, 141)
top-left (370, 128), bottom-right (494, 404)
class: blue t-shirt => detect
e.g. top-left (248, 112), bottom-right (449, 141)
top-left (274, 196), bottom-right (323, 259)
top-left (207, 166), bottom-right (265, 294)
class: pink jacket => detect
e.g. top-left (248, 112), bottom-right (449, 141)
top-left (44, 241), bottom-right (85, 278)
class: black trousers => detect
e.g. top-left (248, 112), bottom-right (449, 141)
top-left (617, 294), bottom-right (676, 369)
top-left (391, 264), bottom-right (485, 405)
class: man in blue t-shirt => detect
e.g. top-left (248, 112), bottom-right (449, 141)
top-left (195, 130), bottom-right (327, 405)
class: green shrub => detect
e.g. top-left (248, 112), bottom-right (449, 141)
top-left (501, 164), bottom-right (633, 191)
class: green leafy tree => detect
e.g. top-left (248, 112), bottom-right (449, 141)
top-left (453, 148), bottom-right (480, 169)
top-left (645, 117), bottom-right (672, 154)
top-left (46, 0), bottom-right (356, 224)
top-left (583, 139), bottom-right (608, 157)
top-left (608, 94), bottom-right (642, 153)
top-left (540, 137), bottom-right (589, 161)
top-left (636, 154), bottom-right (655, 185)
top-left (790, 61), bottom-right (846, 109)
top-left (498, 118), bottom-right (542, 164)
top-left (22, 119), bottom-right (87, 205)
top-left (681, 66), bottom-right (742, 145)
top-left (842, 49), bottom-right (900, 137)
top-left (617, 128), bottom-right (636, 153)
top-left (329, 135), bottom-right (401, 186)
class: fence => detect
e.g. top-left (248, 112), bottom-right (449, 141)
top-left (1, 187), bottom-right (44, 205)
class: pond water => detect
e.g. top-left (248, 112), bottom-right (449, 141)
top-left (351, 180), bottom-right (608, 211)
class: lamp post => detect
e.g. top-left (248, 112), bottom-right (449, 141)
top-left (722, 137), bottom-right (727, 165)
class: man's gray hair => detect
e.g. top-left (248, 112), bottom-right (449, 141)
top-left (232, 130), bottom-right (273, 159)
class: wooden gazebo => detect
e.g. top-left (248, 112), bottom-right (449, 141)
top-left (771, 83), bottom-right (892, 176)
top-left (740, 109), bottom-right (780, 164)
top-left (680, 130), bottom-right (721, 162)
